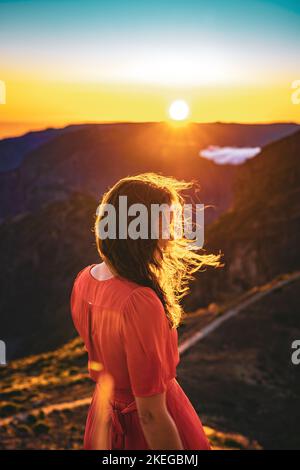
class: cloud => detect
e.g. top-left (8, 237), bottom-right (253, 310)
top-left (200, 146), bottom-right (261, 165)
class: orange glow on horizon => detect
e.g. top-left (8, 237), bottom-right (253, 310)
top-left (0, 74), bottom-right (299, 139)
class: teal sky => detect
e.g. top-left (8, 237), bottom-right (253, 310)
top-left (0, 0), bottom-right (299, 135)
top-left (1, 0), bottom-right (299, 85)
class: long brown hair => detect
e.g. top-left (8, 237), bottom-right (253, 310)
top-left (95, 173), bottom-right (221, 328)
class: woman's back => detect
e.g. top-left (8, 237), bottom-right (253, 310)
top-left (71, 263), bottom-right (210, 450)
top-left (71, 264), bottom-right (179, 394)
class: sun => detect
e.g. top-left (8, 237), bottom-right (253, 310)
top-left (168, 100), bottom-right (190, 121)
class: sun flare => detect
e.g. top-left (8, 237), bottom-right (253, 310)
top-left (169, 100), bottom-right (190, 121)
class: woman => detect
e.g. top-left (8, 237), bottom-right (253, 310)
top-left (71, 173), bottom-right (221, 450)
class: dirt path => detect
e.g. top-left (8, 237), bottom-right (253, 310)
top-left (179, 271), bottom-right (300, 355)
top-left (0, 397), bottom-right (92, 427)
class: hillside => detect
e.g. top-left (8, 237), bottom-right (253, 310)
top-left (186, 129), bottom-right (300, 309)
top-left (0, 124), bottom-right (91, 173)
top-left (1, 122), bottom-right (298, 172)
top-left (180, 276), bottom-right (300, 449)
top-left (0, 329), bottom-right (260, 450)
top-left (0, 122), bottom-right (233, 223)
top-left (1, 122), bottom-right (299, 223)
top-left (0, 192), bottom-right (97, 360)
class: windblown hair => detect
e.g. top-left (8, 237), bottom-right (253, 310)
top-left (95, 173), bottom-right (222, 328)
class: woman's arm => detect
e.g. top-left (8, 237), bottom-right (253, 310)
top-left (135, 392), bottom-right (184, 450)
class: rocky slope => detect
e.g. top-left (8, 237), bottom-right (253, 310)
top-left (180, 277), bottom-right (300, 449)
top-left (1, 122), bottom-right (299, 223)
top-left (1, 122), bottom-right (297, 173)
top-left (0, 333), bottom-right (260, 450)
top-left (0, 192), bottom-right (97, 360)
top-left (0, 124), bottom-right (91, 173)
top-left (187, 129), bottom-right (300, 309)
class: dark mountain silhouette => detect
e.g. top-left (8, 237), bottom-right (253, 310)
top-left (0, 122), bottom-right (299, 223)
top-left (0, 124), bottom-right (92, 173)
top-left (0, 122), bottom-right (298, 173)
top-left (187, 129), bottom-right (300, 309)
top-left (0, 193), bottom-right (97, 360)
top-left (181, 276), bottom-right (300, 449)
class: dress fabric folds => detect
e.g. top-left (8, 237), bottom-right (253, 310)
top-left (71, 265), bottom-right (211, 450)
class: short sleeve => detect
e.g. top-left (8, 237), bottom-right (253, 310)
top-left (121, 287), bottom-right (169, 397)
top-left (70, 266), bottom-right (88, 318)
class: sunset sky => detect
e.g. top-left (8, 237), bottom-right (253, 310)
top-left (0, 0), bottom-right (300, 138)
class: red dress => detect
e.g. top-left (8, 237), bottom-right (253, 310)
top-left (71, 265), bottom-right (211, 450)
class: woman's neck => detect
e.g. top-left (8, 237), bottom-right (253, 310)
top-left (92, 261), bottom-right (115, 281)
